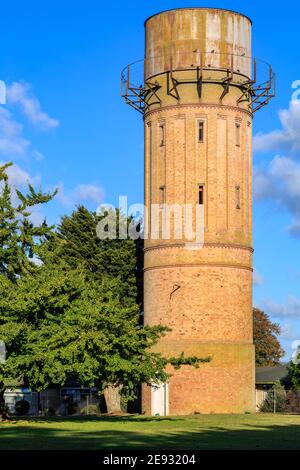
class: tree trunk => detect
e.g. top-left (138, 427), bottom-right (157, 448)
top-left (104, 385), bottom-right (122, 414)
top-left (0, 386), bottom-right (9, 421)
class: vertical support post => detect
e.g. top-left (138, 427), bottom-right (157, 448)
top-left (253, 58), bottom-right (257, 84)
top-left (127, 64), bottom-right (130, 96)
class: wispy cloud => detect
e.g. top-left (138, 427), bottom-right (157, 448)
top-left (0, 160), bottom-right (40, 187)
top-left (7, 82), bottom-right (59, 130)
top-left (0, 80), bottom-right (61, 222)
top-left (0, 81), bottom-right (59, 161)
top-left (263, 295), bottom-right (300, 318)
top-left (57, 182), bottom-right (104, 208)
top-left (0, 80), bottom-right (104, 221)
top-left (0, 107), bottom-right (30, 156)
top-left (254, 101), bottom-right (300, 154)
top-left (253, 100), bottom-right (300, 236)
top-left (253, 269), bottom-right (264, 286)
top-left (0, 160), bottom-right (46, 225)
top-left (254, 156), bottom-right (300, 236)
top-left (280, 323), bottom-right (300, 341)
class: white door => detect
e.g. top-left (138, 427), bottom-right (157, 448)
top-left (151, 382), bottom-right (169, 416)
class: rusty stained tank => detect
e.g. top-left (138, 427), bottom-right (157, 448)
top-left (145, 8), bottom-right (252, 79)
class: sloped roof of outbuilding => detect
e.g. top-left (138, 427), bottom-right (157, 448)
top-left (256, 364), bottom-right (289, 384)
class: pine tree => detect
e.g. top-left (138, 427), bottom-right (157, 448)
top-left (1, 251), bottom-right (208, 413)
top-left (0, 162), bottom-right (57, 418)
top-left (0, 194), bottom-right (209, 417)
top-left (40, 208), bottom-right (207, 412)
top-left (57, 206), bottom-right (139, 307)
top-left (0, 162), bottom-right (57, 281)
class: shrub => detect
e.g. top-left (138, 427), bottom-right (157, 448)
top-left (15, 399), bottom-right (30, 416)
top-left (260, 381), bottom-right (286, 412)
top-left (80, 404), bottom-right (100, 416)
top-left (45, 406), bottom-right (56, 416)
top-left (285, 391), bottom-right (300, 413)
top-left (66, 397), bottom-right (78, 415)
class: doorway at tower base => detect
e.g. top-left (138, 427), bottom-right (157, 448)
top-left (150, 382), bottom-right (169, 416)
top-left (142, 341), bottom-right (255, 415)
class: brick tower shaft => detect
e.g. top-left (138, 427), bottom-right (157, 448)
top-left (121, 7), bottom-right (275, 415)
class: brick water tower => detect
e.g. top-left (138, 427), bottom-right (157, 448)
top-left (122, 7), bottom-right (275, 414)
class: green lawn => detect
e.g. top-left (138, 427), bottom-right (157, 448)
top-left (1, 413), bottom-right (300, 450)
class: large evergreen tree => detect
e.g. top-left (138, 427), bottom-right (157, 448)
top-left (0, 162), bottom-right (57, 417)
top-left (57, 206), bottom-right (142, 308)
top-left (0, 180), bottom-right (209, 418)
top-left (1, 241), bottom-right (208, 414)
top-left (0, 162), bottom-right (56, 281)
top-left (42, 208), bottom-right (207, 411)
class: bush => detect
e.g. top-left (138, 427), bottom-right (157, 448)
top-left (66, 397), bottom-right (78, 415)
top-left (15, 399), bottom-right (30, 416)
top-left (80, 404), bottom-right (100, 416)
top-left (285, 391), bottom-right (300, 413)
top-left (45, 406), bottom-right (56, 416)
top-left (260, 381), bottom-right (286, 413)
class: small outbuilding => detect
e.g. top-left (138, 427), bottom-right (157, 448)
top-left (255, 364), bottom-right (289, 411)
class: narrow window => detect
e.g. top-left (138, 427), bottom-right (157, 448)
top-left (159, 123), bottom-right (165, 147)
top-left (159, 185), bottom-right (166, 207)
top-left (235, 122), bottom-right (241, 146)
top-left (235, 185), bottom-right (241, 209)
top-left (198, 121), bottom-right (204, 143)
top-left (198, 185), bottom-right (204, 205)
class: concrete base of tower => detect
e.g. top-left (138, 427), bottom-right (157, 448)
top-left (142, 341), bottom-right (255, 415)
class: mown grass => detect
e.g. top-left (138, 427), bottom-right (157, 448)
top-left (1, 413), bottom-right (300, 450)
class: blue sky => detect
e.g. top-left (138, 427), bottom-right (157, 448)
top-left (1, 1), bottom-right (300, 360)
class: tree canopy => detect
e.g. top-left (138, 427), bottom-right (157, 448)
top-left (0, 162), bottom-right (56, 281)
top-left (0, 164), bottom-right (209, 417)
top-left (253, 307), bottom-right (284, 366)
top-left (0, 162), bottom-right (57, 417)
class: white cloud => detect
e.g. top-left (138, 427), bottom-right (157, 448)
top-left (74, 184), bottom-right (104, 204)
top-left (0, 107), bottom-right (30, 156)
top-left (254, 100), bottom-right (300, 153)
top-left (28, 207), bottom-right (46, 226)
top-left (57, 183), bottom-right (104, 208)
top-left (253, 100), bottom-right (300, 236)
top-left (0, 161), bottom-right (47, 226)
top-left (254, 156), bottom-right (300, 236)
top-left (0, 81), bottom-right (59, 224)
top-left (263, 295), bottom-right (300, 318)
top-left (33, 150), bottom-right (44, 161)
top-left (280, 324), bottom-right (300, 341)
top-left (0, 160), bottom-right (40, 187)
top-left (288, 220), bottom-right (300, 237)
top-left (7, 82), bottom-right (59, 130)
top-left (0, 81), bottom-right (59, 160)
top-left (253, 269), bottom-right (264, 286)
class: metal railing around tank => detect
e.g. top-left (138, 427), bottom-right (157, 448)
top-left (121, 51), bottom-right (275, 114)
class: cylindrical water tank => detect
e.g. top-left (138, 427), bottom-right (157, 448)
top-left (145, 8), bottom-right (252, 80)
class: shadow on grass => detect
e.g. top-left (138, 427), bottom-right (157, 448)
top-left (9, 414), bottom-right (181, 424)
top-left (1, 415), bottom-right (300, 450)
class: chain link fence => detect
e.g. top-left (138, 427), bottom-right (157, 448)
top-left (5, 388), bottom-right (103, 416)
